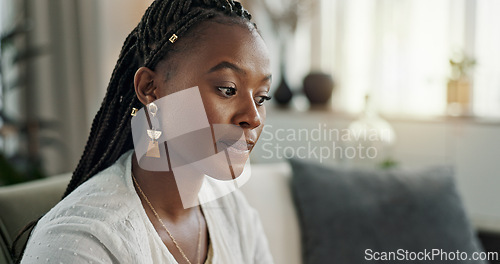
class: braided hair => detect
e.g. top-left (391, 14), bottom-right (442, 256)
top-left (11, 0), bottom-right (254, 261)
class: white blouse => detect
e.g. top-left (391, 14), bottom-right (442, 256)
top-left (21, 150), bottom-right (274, 264)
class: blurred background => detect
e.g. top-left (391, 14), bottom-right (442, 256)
top-left (0, 0), bottom-right (499, 248)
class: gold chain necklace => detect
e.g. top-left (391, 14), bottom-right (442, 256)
top-left (132, 172), bottom-right (202, 264)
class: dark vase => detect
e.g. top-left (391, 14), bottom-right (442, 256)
top-left (273, 75), bottom-right (293, 106)
top-left (303, 72), bottom-right (334, 107)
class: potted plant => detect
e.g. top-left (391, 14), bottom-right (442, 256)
top-left (447, 52), bottom-right (476, 116)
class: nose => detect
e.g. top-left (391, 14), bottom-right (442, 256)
top-left (232, 96), bottom-right (262, 129)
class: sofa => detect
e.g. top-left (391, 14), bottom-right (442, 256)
top-left (0, 175), bottom-right (70, 264)
top-left (0, 160), bottom-right (485, 264)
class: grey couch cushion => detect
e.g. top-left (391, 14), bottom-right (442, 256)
top-left (290, 159), bottom-right (485, 264)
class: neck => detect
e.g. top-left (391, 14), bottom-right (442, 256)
top-left (131, 152), bottom-right (205, 220)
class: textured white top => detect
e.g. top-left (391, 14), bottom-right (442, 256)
top-left (21, 150), bottom-right (274, 264)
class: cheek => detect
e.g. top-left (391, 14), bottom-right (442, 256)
top-left (199, 91), bottom-right (230, 124)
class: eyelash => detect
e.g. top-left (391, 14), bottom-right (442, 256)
top-left (255, 95), bottom-right (272, 106)
top-left (217, 87), bottom-right (272, 106)
top-left (218, 87), bottom-right (236, 97)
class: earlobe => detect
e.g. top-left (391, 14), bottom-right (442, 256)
top-left (134, 67), bottom-right (158, 105)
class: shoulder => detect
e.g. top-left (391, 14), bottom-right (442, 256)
top-left (22, 150), bottom-right (141, 263)
top-left (43, 150), bottom-right (136, 224)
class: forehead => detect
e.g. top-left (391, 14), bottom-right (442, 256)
top-left (200, 22), bottom-right (269, 68)
top-left (161, 21), bottom-right (270, 79)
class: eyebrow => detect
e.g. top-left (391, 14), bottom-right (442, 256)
top-left (207, 61), bottom-right (273, 83)
top-left (207, 61), bottom-right (246, 75)
top-left (263, 74), bottom-right (272, 83)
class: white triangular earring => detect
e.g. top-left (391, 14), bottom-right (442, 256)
top-left (146, 102), bottom-right (162, 158)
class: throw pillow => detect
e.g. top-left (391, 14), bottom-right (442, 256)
top-left (290, 158), bottom-right (485, 264)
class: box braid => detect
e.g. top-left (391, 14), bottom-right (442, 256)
top-left (11, 0), bottom-right (254, 261)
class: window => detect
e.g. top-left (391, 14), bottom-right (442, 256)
top-left (473, 0), bottom-right (500, 118)
top-left (320, 0), bottom-right (500, 118)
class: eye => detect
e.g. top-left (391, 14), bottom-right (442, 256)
top-left (255, 95), bottom-right (272, 106)
top-left (217, 87), bottom-right (236, 97)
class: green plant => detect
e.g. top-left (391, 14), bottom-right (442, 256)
top-left (449, 52), bottom-right (476, 80)
top-left (1, 9), bottom-right (51, 185)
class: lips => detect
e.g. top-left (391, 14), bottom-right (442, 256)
top-left (217, 139), bottom-right (255, 154)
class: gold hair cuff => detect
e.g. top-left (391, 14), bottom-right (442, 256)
top-left (169, 34), bottom-right (178, 43)
top-left (131, 108), bottom-right (138, 117)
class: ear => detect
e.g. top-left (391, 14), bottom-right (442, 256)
top-left (134, 67), bottom-right (158, 105)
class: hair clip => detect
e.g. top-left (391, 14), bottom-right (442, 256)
top-left (131, 108), bottom-right (138, 117)
top-left (169, 34), bottom-right (178, 43)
